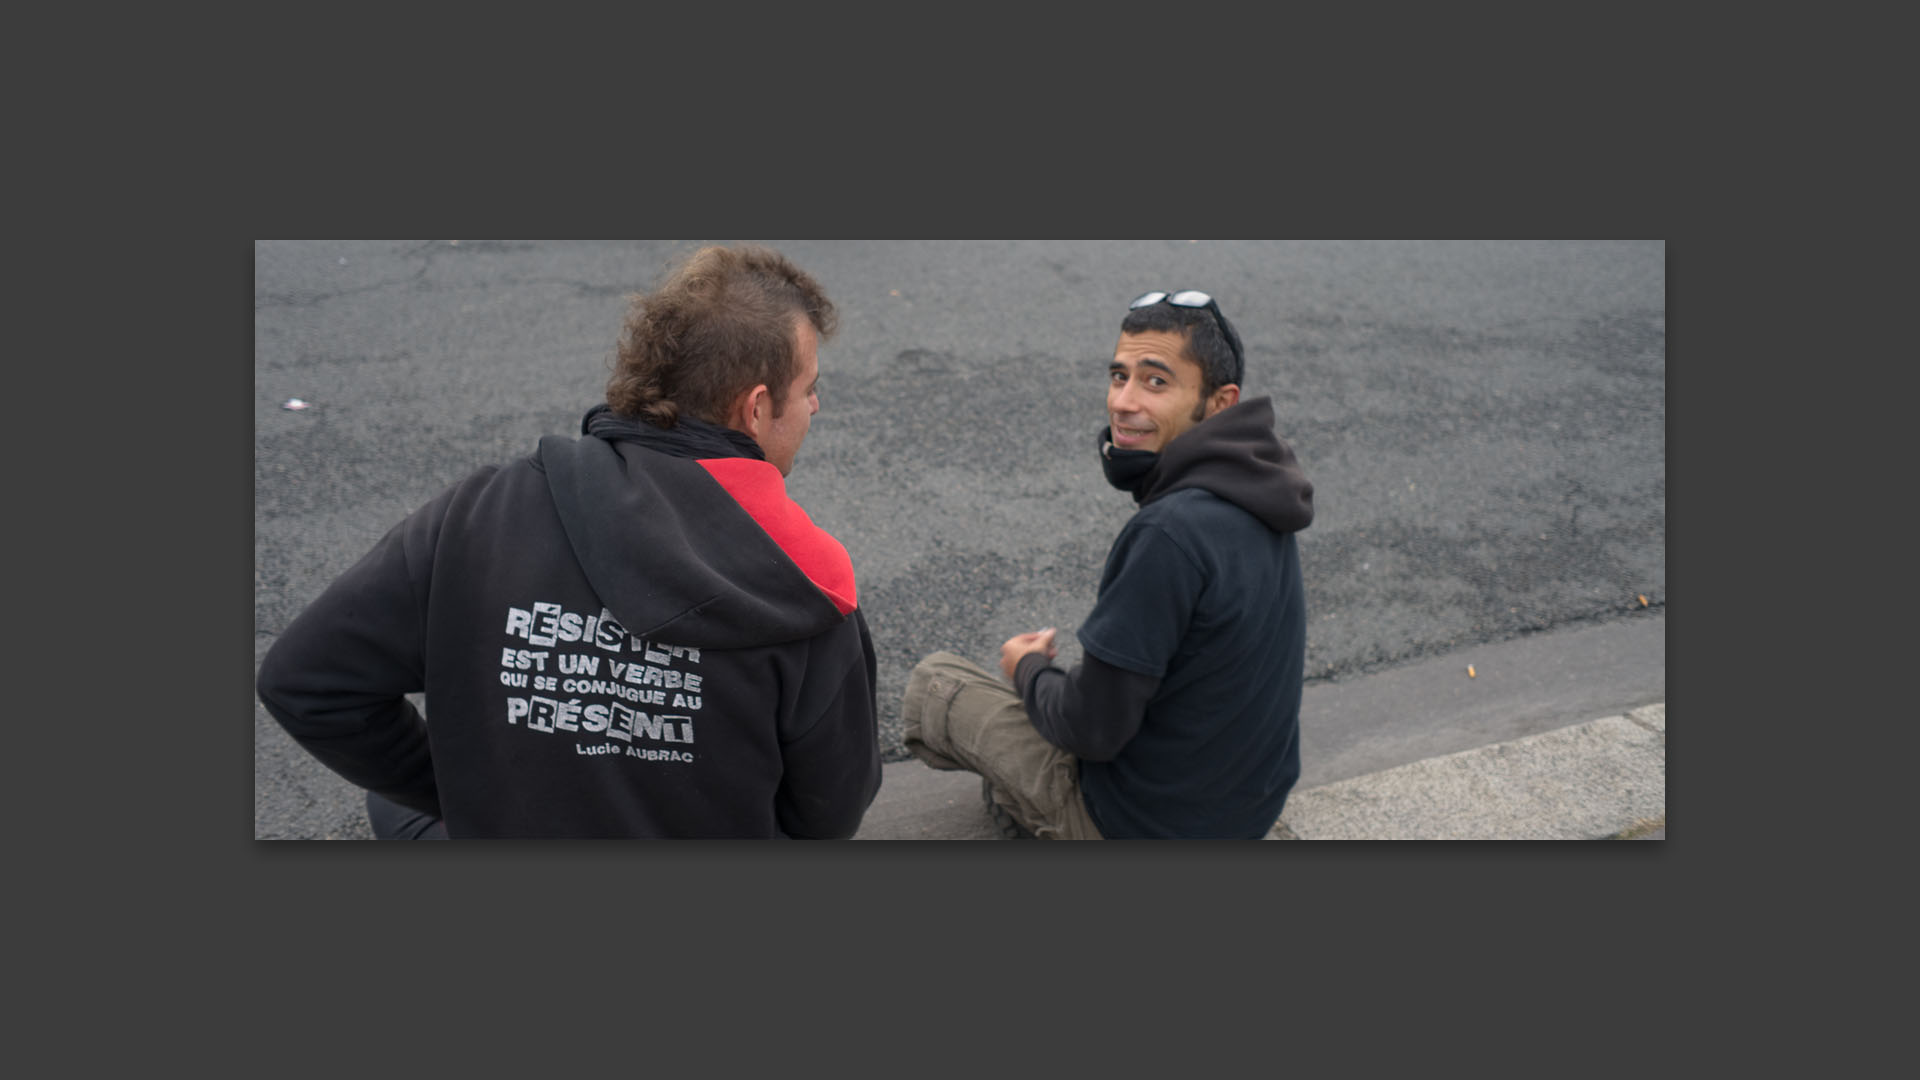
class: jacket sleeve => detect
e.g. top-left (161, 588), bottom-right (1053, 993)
top-left (1015, 651), bottom-right (1162, 762)
top-left (255, 487), bottom-right (457, 818)
top-left (1012, 517), bottom-right (1198, 760)
top-left (774, 607), bottom-right (882, 838)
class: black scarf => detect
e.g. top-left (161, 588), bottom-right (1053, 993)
top-left (580, 404), bottom-right (766, 461)
top-left (1097, 428), bottom-right (1160, 501)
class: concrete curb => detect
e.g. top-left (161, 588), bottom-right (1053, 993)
top-left (1270, 703), bottom-right (1665, 839)
top-left (854, 703), bottom-right (1665, 840)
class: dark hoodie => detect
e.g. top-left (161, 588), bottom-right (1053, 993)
top-left (256, 407), bottom-right (881, 838)
top-left (1015, 396), bottom-right (1314, 838)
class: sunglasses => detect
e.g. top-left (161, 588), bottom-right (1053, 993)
top-left (1128, 290), bottom-right (1244, 386)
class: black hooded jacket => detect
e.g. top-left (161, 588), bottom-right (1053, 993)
top-left (1014, 396), bottom-right (1314, 838)
top-left (256, 407), bottom-right (881, 838)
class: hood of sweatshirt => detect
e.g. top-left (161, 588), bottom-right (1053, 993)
top-left (534, 406), bottom-right (856, 650)
top-left (1098, 396), bottom-right (1314, 534)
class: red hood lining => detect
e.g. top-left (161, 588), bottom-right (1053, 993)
top-left (695, 458), bottom-right (858, 615)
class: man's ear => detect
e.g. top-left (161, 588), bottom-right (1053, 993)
top-left (1206, 383), bottom-right (1241, 417)
top-left (727, 384), bottom-right (773, 438)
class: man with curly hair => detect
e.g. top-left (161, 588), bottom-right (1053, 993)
top-left (258, 245), bottom-right (881, 838)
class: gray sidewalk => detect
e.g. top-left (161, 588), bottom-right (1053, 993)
top-left (852, 702), bottom-right (1666, 840)
top-left (1269, 702), bottom-right (1665, 839)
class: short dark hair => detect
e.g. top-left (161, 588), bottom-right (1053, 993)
top-left (1119, 301), bottom-right (1241, 401)
top-left (607, 244), bottom-right (837, 427)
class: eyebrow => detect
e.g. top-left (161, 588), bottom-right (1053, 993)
top-left (1111, 357), bottom-right (1179, 378)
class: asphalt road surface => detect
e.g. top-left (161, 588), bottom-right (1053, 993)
top-left (254, 239), bottom-right (1665, 839)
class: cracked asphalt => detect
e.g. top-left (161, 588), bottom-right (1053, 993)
top-left (254, 239), bottom-right (1665, 839)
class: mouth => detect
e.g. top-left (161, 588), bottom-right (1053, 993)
top-left (1110, 422), bottom-right (1156, 448)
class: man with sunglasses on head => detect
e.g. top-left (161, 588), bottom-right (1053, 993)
top-left (902, 290), bottom-right (1315, 839)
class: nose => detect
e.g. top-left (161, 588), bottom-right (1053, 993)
top-left (1110, 380), bottom-right (1140, 414)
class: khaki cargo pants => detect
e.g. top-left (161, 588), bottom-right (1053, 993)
top-left (901, 651), bottom-right (1104, 840)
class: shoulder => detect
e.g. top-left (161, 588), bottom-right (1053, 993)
top-left (1129, 489), bottom-right (1259, 546)
top-left (431, 457), bottom-right (537, 515)
top-left (1109, 491), bottom-right (1277, 588)
top-left (1133, 486), bottom-right (1222, 521)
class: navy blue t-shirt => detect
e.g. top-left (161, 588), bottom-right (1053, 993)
top-left (1075, 488), bottom-right (1306, 838)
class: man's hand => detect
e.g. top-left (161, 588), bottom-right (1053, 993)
top-left (999, 627), bottom-right (1058, 683)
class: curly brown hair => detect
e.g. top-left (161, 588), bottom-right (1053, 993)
top-left (607, 244), bottom-right (838, 427)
